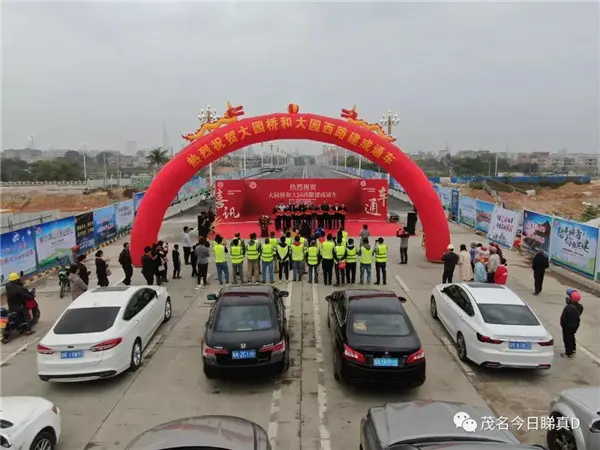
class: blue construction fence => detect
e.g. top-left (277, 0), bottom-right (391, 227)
top-left (328, 165), bottom-right (600, 283)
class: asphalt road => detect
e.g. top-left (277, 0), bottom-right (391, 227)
top-left (2, 169), bottom-right (599, 450)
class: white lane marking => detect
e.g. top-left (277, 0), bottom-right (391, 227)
top-left (394, 274), bottom-right (410, 292)
top-left (111, 277), bottom-right (125, 286)
top-left (268, 281), bottom-right (293, 450)
top-left (576, 345), bottom-right (600, 365)
top-left (440, 335), bottom-right (475, 376)
top-left (312, 283), bottom-right (331, 450)
top-left (0, 336), bottom-right (40, 366)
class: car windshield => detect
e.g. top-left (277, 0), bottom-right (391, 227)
top-left (215, 305), bottom-right (273, 332)
top-left (53, 307), bottom-right (121, 334)
top-left (478, 304), bottom-right (540, 326)
top-left (350, 313), bottom-right (411, 336)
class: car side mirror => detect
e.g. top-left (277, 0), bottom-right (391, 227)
top-left (325, 295), bottom-right (333, 302)
top-left (398, 296), bottom-right (407, 303)
top-left (280, 291), bottom-right (289, 297)
top-left (590, 420), bottom-right (600, 433)
top-left (206, 294), bottom-right (217, 301)
top-left (0, 434), bottom-right (12, 448)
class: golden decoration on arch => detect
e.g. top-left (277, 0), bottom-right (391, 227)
top-left (340, 106), bottom-right (396, 142)
top-left (183, 102), bottom-right (245, 142)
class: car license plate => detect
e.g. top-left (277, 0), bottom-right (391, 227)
top-left (61, 350), bottom-right (84, 359)
top-left (508, 342), bottom-right (532, 350)
top-left (231, 350), bottom-right (256, 360)
top-left (373, 357), bottom-right (399, 367)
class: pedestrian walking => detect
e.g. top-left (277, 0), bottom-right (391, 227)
top-left (358, 238), bottom-right (373, 284)
top-left (195, 237), bottom-right (210, 285)
top-left (246, 233), bottom-right (261, 283)
top-left (141, 246), bottom-right (156, 285)
top-left (397, 227), bottom-right (410, 264)
top-left (230, 238), bottom-right (245, 284)
top-left (68, 264), bottom-right (88, 301)
top-left (320, 234), bottom-right (335, 285)
top-left (560, 289), bottom-right (584, 359)
top-left (306, 240), bottom-right (320, 283)
top-left (494, 258), bottom-right (508, 284)
top-left (213, 236), bottom-right (229, 284)
top-left (457, 244), bottom-right (473, 281)
top-left (118, 243), bottom-right (134, 285)
top-left (182, 226), bottom-right (194, 265)
top-left (76, 254), bottom-right (90, 286)
top-left (374, 237), bottom-right (388, 285)
top-left (190, 244), bottom-right (198, 277)
top-left (95, 250), bottom-right (110, 287)
top-left (532, 250), bottom-right (549, 295)
top-left (261, 237), bottom-right (275, 283)
top-left (172, 244), bottom-right (182, 279)
top-left (441, 244), bottom-right (459, 283)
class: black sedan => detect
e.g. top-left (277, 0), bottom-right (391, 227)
top-left (203, 285), bottom-right (290, 379)
top-left (326, 289), bottom-right (425, 387)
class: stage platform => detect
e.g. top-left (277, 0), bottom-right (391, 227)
top-left (214, 220), bottom-right (401, 240)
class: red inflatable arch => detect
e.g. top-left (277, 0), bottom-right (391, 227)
top-left (130, 106), bottom-right (450, 265)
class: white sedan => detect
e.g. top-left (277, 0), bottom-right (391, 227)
top-left (37, 286), bottom-right (171, 382)
top-left (0, 396), bottom-right (62, 450)
top-left (430, 282), bottom-right (554, 369)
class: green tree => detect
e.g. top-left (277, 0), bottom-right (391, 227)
top-left (146, 147), bottom-right (170, 171)
top-left (29, 159), bottom-right (83, 181)
top-left (0, 158), bottom-right (31, 181)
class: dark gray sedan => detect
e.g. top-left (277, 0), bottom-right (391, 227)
top-left (126, 415), bottom-right (271, 450)
top-left (360, 400), bottom-right (546, 450)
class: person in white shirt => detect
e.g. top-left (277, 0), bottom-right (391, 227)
top-left (182, 226), bottom-right (195, 265)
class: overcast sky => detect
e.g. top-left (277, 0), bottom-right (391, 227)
top-left (2, 1), bottom-right (599, 155)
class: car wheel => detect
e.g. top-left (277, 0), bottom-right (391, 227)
top-left (430, 296), bottom-right (438, 320)
top-left (129, 339), bottom-right (142, 372)
top-left (456, 333), bottom-right (468, 362)
top-left (547, 416), bottom-right (577, 450)
top-left (30, 430), bottom-right (56, 450)
top-left (163, 297), bottom-right (172, 323)
top-left (203, 365), bottom-right (217, 379)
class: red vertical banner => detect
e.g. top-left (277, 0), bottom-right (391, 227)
top-left (214, 179), bottom-right (388, 222)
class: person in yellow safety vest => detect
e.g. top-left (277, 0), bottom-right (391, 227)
top-left (213, 235), bottom-right (230, 285)
top-left (340, 227), bottom-right (349, 244)
top-left (305, 240), bottom-right (321, 283)
top-left (234, 232), bottom-right (246, 254)
top-left (276, 236), bottom-right (290, 282)
top-left (245, 233), bottom-right (261, 283)
top-left (291, 236), bottom-right (305, 282)
top-left (269, 231), bottom-right (278, 273)
top-left (333, 236), bottom-right (347, 286)
top-left (284, 231), bottom-right (292, 247)
top-left (336, 230), bottom-right (346, 248)
top-left (320, 234), bottom-right (335, 285)
top-left (374, 237), bottom-right (388, 285)
top-left (260, 237), bottom-right (275, 283)
top-left (358, 238), bottom-right (373, 284)
top-left (230, 238), bottom-right (245, 284)
top-left (345, 238), bottom-right (358, 285)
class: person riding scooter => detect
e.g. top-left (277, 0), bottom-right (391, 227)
top-left (4, 273), bottom-right (35, 335)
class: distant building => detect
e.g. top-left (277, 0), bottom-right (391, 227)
top-left (1, 148), bottom-right (42, 162)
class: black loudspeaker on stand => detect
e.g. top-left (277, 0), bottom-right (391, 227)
top-left (406, 212), bottom-right (418, 235)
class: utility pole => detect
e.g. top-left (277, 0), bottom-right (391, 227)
top-left (103, 153), bottom-right (108, 187)
top-left (268, 142), bottom-right (276, 165)
top-left (494, 152), bottom-right (499, 177)
top-left (198, 105), bottom-right (220, 185)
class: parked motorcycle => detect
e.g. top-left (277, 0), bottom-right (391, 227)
top-left (58, 265), bottom-right (70, 298)
top-left (0, 288), bottom-right (40, 344)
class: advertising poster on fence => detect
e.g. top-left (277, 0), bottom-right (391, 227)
top-left (434, 186), bottom-right (452, 210)
top-left (475, 200), bottom-right (495, 233)
top-left (115, 200), bottom-right (134, 234)
top-left (34, 217), bottom-right (77, 271)
top-left (521, 210), bottom-right (552, 255)
top-left (0, 227), bottom-right (37, 284)
top-left (134, 192), bottom-right (145, 213)
top-left (596, 239), bottom-right (600, 282)
top-left (93, 205), bottom-right (117, 245)
top-left (486, 205), bottom-right (520, 248)
top-left (458, 197), bottom-right (477, 228)
top-left (450, 189), bottom-right (459, 218)
top-left (550, 217), bottom-right (599, 279)
top-left (75, 212), bottom-right (95, 253)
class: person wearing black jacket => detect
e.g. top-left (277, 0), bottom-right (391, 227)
top-left (190, 244), bottom-right (198, 277)
top-left (5, 274), bottom-right (35, 334)
top-left (441, 244), bottom-right (459, 283)
top-left (531, 250), bottom-right (549, 295)
top-left (76, 254), bottom-right (91, 286)
top-left (118, 243), bottom-right (134, 285)
top-left (95, 250), bottom-right (110, 287)
top-left (560, 289), bottom-right (584, 359)
top-left (141, 246), bottom-right (156, 285)
top-left (172, 244), bottom-right (182, 279)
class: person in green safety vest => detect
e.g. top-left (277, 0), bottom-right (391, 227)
top-left (269, 231), bottom-right (279, 274)
top-left (336, 230), bottom-right (346, 248)
top-left (345, 238), bottom-right (358, 285)
top-left (305, 240), bottom-right (321, 283)
top-left (374, 237), bottom-right (388, 285)
top-left (333, 236), bottom-right (347, 286)
top-left (261, 237), bottom-right (275, 283)
top-left (234, 232), bottom-right (246, 254)
top-left (230, 238), bottom-right (245, 284)
top-left (339, 226), bottom-right (349, 244)
top-left (358, 238), bottom-right (373, 284)
top-left (276, 236), bottom-right (290, 282)
top-left (320, 234), bottom-right (335, 285)
top-left (245, 233), bottom-right (261, 283)
top-left (213, 235), bottom-right (230, 285)
top-left (284, 231), bottom-right (292, 247)
top-left (291, 236), bottom-right (305, 282)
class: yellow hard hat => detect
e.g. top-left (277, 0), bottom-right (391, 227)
top-left (8, 272), bottom-right (20, 282)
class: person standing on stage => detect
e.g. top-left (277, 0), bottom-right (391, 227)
top-left (321, 234), bottom-right (335, 285)
top-left (321, 202), bottom-right (331, 229)
top-left (374, 237), bottom-right (388, 285)
top-left (305, 240), bottom-right (320, 283)
top-left (339, 203), bottom-right (347, 229)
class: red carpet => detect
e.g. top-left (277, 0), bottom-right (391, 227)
top-left (214, 220), bottom-right (400, 239)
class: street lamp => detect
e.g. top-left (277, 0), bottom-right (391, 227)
top-left (198, 105), bottom-right (221, 184)
top-left (379, 110), bottom-right (400, 179)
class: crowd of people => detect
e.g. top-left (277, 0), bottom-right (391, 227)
top-left (273, 201), bottom-right (348, 230)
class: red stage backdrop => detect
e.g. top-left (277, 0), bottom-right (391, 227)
top-left (215, 178), bottom-right (389, 222)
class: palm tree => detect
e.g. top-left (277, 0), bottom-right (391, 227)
top-left (146, 147), bottom-right (170, 171)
